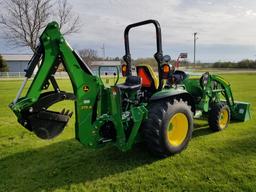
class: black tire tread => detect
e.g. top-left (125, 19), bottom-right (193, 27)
top-left (142, 99), bottom-right (193, 157)
top-left (208, 102), bottom-right (230, 132)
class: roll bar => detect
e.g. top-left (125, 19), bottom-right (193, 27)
top-left (123, 19), bottom-right (163, 78)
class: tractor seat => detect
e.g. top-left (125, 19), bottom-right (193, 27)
top-left (117, 76), bottom-right (141, 91)
top-left (136, 64), bottom-right (159, 91)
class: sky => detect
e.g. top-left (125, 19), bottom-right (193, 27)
top-left (1, 0), bottom-right (256, 63)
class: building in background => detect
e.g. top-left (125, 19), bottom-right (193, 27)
top-left (2, 54), bottom-right (121, 75)
top-left (2, 54), bottom-right (32, 72)
top-left (91, 60), bottom-right (120, 67)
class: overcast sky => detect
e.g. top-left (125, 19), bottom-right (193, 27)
top-left (1, 0), bottom-right (256, 62)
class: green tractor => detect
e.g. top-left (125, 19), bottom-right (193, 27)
top-left (9, 20), bottom-right (251, 157)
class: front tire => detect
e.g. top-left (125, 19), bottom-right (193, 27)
top-left (142, 99), bottom-right (193, 157)
top-left (208, 103), bottom-right (230, 131)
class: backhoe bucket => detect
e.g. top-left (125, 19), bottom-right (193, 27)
top-left (27, 109), bottom-right (72, 139)
top-left (10, 91), bottom-right (75, 140)
top-left (231, 101), bottom-right (251, 122)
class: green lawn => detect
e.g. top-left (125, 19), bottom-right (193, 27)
top-left (0, 73), bottom-right (256, 192)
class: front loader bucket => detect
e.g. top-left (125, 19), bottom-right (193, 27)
top-left (231, 101), bottom-right (251, 122)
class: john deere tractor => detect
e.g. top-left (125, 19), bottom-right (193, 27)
top-left (9, 20), bottom-right (251, 157)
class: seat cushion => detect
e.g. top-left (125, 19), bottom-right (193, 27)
top-left (116, 76), bottom-right (141, 91)
top-left (124, 76), bottom-right (141, 86)
top-left (117, 84), bottom-right (141, 91)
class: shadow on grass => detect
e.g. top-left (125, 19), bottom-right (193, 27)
top-left (0, 139), bottom-right (156, 191)
top-left (1, 121), bottom-right (251, 191)
top-left (192, 120), bottom-right (247, 138)
top-left (192, 122), bottom-right (213, 138)
top-left (0, 120), bottom-right (215, 191)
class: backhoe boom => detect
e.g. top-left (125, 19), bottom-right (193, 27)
top-left (10, 22), bottom-right (104, 144)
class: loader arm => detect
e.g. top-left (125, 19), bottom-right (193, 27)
top-left (9, 22), bottom-right (104, 143)
top-left (183, 73), bottom-right (251, 122)
top-left (211, 75), bottom-right (251, 121)
top-left (211, 75), bottom-right (235, 109)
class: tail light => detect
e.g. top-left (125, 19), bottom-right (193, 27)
top-left (121, 64), bottom-right (127, 76)
top-left (162, 64), bottom-right (171, 79)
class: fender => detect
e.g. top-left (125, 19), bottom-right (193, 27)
top-left (150, 88), bottom-right (195, 113)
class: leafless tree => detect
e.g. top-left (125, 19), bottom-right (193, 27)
top-left (0, 0), bottom-right (80, 52)
top-left (57, 0), bottom-right (79, 35)
top-left (79, 49), bottom-right (98, 67)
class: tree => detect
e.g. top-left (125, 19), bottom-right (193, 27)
top-left (114, 57), bottom-right (120, 61)
top-left (0, 54), bottom-right (8, 72)
top-left (0, 0), bottom-right (80, 52)
top-left (79, 49), bottom-right (98, 67)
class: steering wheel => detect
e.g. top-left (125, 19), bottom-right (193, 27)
top-left (200, 72), bottom-right (210, 88)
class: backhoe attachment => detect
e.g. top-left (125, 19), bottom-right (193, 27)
top-left (9, 41), bottom-right (76, 139)
top-left (9, 22), bottom-right (98, 140)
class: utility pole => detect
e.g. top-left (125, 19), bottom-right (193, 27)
top-left (101, 43), bottom-right (105, 59)
top-left (193, 32), bottom-right (198, 68)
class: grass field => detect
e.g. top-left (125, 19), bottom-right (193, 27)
top-left (0, 73), bottom-right (256, 192)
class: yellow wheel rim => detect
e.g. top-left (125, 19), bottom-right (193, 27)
top-left (167, 113), bottom-right (188, 147)
top-left (219, 108), bottom-right (229, 129)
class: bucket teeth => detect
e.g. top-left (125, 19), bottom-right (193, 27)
top-left (60, 108), bottom-right (73, 117)
top-left (64, 109), bottom-right (70, 115)
top-left (60, 108), bottom-right (65, 115)
top-left (68, 111), bottom-right (73, 117)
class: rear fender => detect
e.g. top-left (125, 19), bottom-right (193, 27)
top-left (150, 89), bottom-right (195, 114)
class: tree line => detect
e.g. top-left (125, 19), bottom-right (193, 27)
top-left (132, 58), bottom-right (256, 69)
top-left (212, 59), bottom-right (256, 69)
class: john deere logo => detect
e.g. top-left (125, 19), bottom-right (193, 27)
top-left (83, 85), bottom-right (89, 92)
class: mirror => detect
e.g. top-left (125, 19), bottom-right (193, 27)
top-left (179, 53), bottom-right (187, 59)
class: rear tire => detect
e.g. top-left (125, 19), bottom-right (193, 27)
top-left (142, 99), bottom-right (193, 157)
top-left (208, 103), bottom-right (230, 131)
